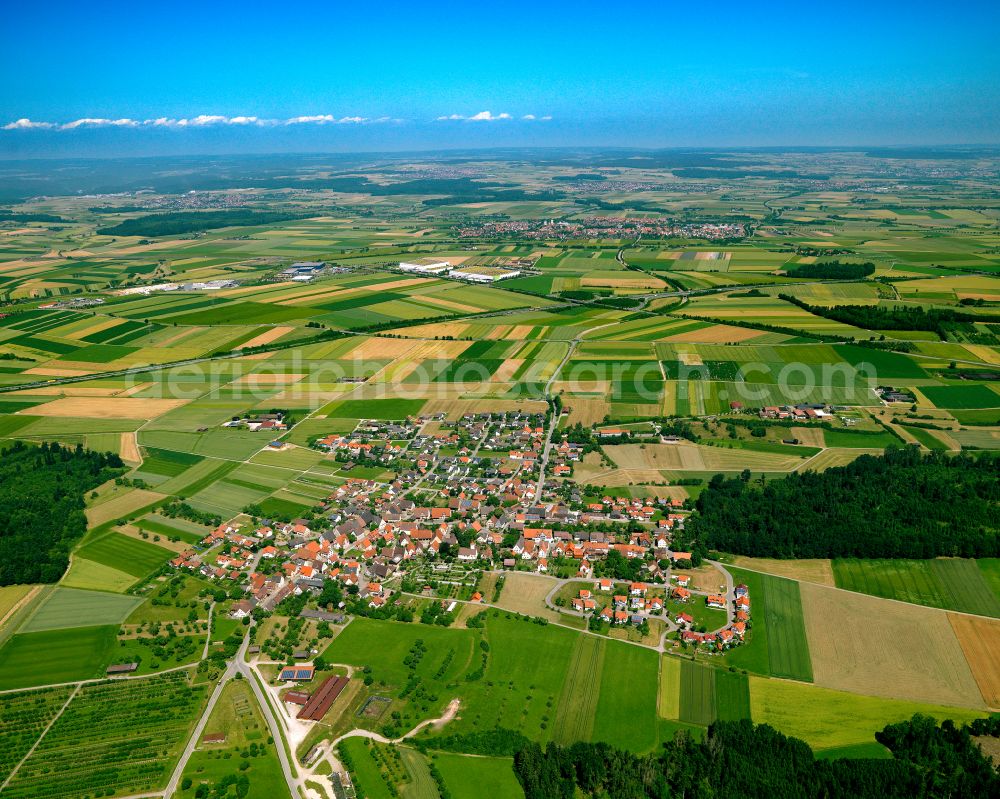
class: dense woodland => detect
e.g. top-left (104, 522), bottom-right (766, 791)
top-left (786, 260), bottom-right (876, 280)
top-left (0, 441), bottom-right (123, 585)
top-left (95, 209), bottom-right (305, 237)
top-left (677, 447), bottom-right (999, 560)
top-left (513, 716), bottom-right (1000, 799)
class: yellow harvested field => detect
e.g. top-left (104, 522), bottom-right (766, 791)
top-left (658, 656), bottom-right (681, 719)
top-left (581, 275), bottom-right (664, 289)
top-left (729, 557), bottom-right (835, 586)
top-left (795, 448), bottom-right (881, 471)
top-left (119, 382), bottom-right (154, 396)
top-left (964, 345), bottom-right (1000, 366)
top-left (120, 432), bottom-right (141, 463)
top-left (565, 397), bottom-right (610, 426)
top-left (359, 277), bottom-right (429, 292)
top-left (8, 386), bottom-right (120, 397)
top-left (118, 523), bottom-right (188, 553)
top-left (75, 317), bottom-right (124, 339)
top-left (949, 614), bottom-right (1000, 710)
top-left (491, 359), bottom-right (523, 382)
top-left (494, 572), bottom-right (561, 622)
top-left (85, 488), bottom-right (166, 527)
top-left (239, 326), bottom-right (294, 349)
top-left (22, 367), bottom-right (96, 377)
top-left (388, 321), bottom-right (470, 339)
top-left (347, 337), bottom-right (418, 360)
top-left (662, 324), bottom-right (765, 343)
top-left (405, 340), bottom-right (472, 360)
top-left (606, 442), bottom-right (803, 472)
top-left (792, 427), bottom-right (826, 448)
top-left (235, 372), bottom-right (306, 385)
top-left (683, 564), bottom-right (730, 593)
top-left (0, 585), bottom-right (39, 631)
top-left (800, 582), bottom-right (984, 708)
top-left (27, 397), bottom-right (187, 419)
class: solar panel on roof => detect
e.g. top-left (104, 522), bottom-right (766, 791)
top-left (296, 669), bottom-right (313, 679)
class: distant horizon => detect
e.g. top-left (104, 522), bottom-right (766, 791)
top-left (2, 141), bottom-right (1000, 165)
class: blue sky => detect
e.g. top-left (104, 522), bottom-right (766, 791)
top-left (2, 0), bottom-right (999, 156)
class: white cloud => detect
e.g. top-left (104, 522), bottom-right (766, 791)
top-left (2, 118), bottom-right (55, 130)
top-left (469, 111), bottom-right (512, 121)
top-left (61, 117), bottom-right (139, 129)
top-left (4, 113), bottom-right (396, 131)
top-left (438, 111), bottom-right (543, 122)
top-left (285, 114), bottom-right (336, 125)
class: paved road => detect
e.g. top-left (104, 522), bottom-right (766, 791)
top-left (164, 624), bottom-right (300, 799)
top-left (237, 656), bottom-right (301, 798)
top-left (163, 632), bottom-right (252, 797)
top-left (533, 341), bottom-right (576, 502)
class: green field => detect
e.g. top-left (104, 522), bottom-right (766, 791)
top-left (74, 532), bottom-right (174, 579)
top-left (921, 384), bottom-right (1000, 409)
top-left (592, 639), bottom-right (659, 752)
top-left (832, 558), bottom-right (1000, 617)
top-left (714, 669), bottom-right (752, 722)
top-left (0, 625), bottom-right (118, 689)
top-left (551, 634), bottom-right (604, 744)
top-left (19, 587), bottom-right (142, 632)
top-left (433, 753), bottom-right (524, 799)
top-left (340, 738), bottom-right (395, 799)
top-left (61, 557), bottom-right (139, 593)
top-left (749, 676), bottom-right (984, 752)
top-left (759, 575), bottom-right (813, 681)
top-left (678, 661), bottom-right (716, 726)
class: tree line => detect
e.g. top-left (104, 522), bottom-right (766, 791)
top-left (779, 293), bottom-right (1000, 337)
top-left (0, 441), bottom-right (124, 585)
top-left (675, 446), bottom-right (999, 560)
top-left (786, 260), bottom-right (876, 280)
top-left (513, 715), bottom-right (1000, 799)
top-left (96, 209), bottom-right (306, 237)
